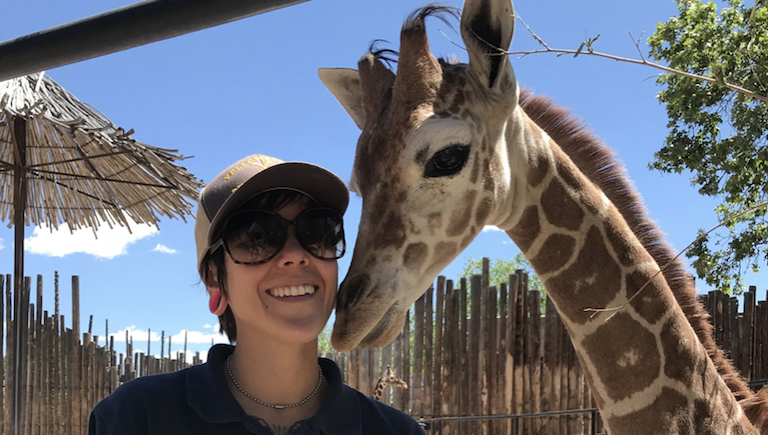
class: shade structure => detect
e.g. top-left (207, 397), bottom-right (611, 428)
top-left (0, 73), bottom-right (201, 230)
top-left (0, 73), bottom-right (203, 434)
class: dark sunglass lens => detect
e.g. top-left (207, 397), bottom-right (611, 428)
top-left (296, 209), bottom-right (345, 260)
top-left (223, 212), bottom-right (284, 263)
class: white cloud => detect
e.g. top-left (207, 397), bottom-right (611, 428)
top-left (107, 326), bottom-right (227, 364)
top-left (0, 238), bottom-right (4, 250)
top-left (482, 225), bottom-right (503, 232)
top-left (106, 324), bottom-right (229, 364)
top-left (152, 244), bottom-right (177, 255)
top-left (109, 326), bottom-right (228, 345)
top-left (25, 221), bottom-right (157, 259)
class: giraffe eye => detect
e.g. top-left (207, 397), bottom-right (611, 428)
top-left (424, 145), bottom-right (470, 178)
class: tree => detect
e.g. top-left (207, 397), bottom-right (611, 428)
top-left (461, 252), bottom-right (545, 294)
top-left (318, 324), bottom-right (333, 355)
top-left (648, 0), bottom-right (768, 294)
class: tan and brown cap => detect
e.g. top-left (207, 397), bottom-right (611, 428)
top-left (194, 154), bottom-right (349, 272)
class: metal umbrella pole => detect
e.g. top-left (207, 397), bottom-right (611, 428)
top-left (0, 0), bottom-right (309, 81)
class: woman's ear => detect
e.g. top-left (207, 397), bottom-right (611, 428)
top-left (205, 264), bottom-right (228, 316)
top-left (208, 288), bottom-right (229, 316)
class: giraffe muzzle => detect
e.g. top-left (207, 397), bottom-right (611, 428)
top-left (336, 273), bottom-right (370, 312)
top-left (333, 272), bottom-right (405, 351)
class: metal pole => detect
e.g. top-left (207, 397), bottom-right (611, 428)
top-left (0, 0), bottom-right (309, 82)
top-left (12, 116), bottom-right (27, 435)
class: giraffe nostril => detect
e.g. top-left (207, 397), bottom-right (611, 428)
top-left (337, 274), bottom-right (370, 311)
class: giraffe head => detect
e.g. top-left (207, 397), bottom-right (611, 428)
top-left (320, 0), bottom-right (518, 351)
top-left (384, 365), bottom-right (409, 390)
top-left (372, 365), bottom-right (409, 401)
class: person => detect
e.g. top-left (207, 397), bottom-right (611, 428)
top-left (88, 154), bottom-right (425, 435)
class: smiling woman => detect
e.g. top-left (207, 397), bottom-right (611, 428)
top-left (86, 153), bottom-right (425, 435)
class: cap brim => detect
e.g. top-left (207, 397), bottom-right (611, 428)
top-left (207, 162), bottom-right (349, 244)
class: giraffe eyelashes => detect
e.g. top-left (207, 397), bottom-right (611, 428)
top-left (424, 144), bottom-right (470, 178)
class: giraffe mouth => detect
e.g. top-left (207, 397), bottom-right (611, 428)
top-left (332, 274), bottom-right (406, 351)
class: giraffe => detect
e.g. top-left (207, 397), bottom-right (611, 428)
top-left (318, 0), bottom-right (768, 433)
top-left (372, 365), bottom-right (409, 402)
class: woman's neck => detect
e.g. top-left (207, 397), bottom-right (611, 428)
top-left (224, 335), bottom-right (327, 426)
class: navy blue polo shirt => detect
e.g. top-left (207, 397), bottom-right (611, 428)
top-left (88, 344), bottom-right (424, 435)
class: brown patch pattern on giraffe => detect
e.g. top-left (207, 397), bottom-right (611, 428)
top-left (403, 242), bottom-right (428, 272)
top-left (483, 160), bottom-right (496, 193)
top-left (448, 89), bottom-right (465, 114)
top-left (545, 225), bottom-right (621, 324)
top-left (469, 156), bottom-right (480, 184)
top-left (582, 311), bottom-right (661, 402)
top-left (432, 241), bottom-right (458, 268)
top-left (507, 206), bottom-right (540, 252)
top-left (625, 271), bottom-right (672, 324)
top-left (372, 211), bottom-right (407, 250)
top-left (607, 387), bottom-right (689, 435)
top-left (475, 197), bottom-right (492, 226)
top-left (555, 155), bottom-right (584, 192)
top-left (604, 216), bottom-right (642, 267)
top-left (459, 231), bottom-right (475, 250)
top-left (530, 233), bottom-right (576, 276)
top-left (427, 212), bottom-right (443, 236)
top-left (446, 190), bottom-right (477, 237)
top-left (541, 178), bottom-right (584, 231)
top-left (527, 151), bottom-right (549, 188)
top-left (660, 315), bottom-right (703, 386)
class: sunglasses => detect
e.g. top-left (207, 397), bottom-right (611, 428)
top-left (209, 207), bottom-right (346, 265)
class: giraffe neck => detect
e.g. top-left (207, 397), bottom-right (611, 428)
top-left (372, 378), bottom-right (386, 402)
top-left (498, 108), bottom-right (755, 433)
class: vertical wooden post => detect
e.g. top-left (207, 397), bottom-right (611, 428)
top-left (441, 279), bottom-right (456, 435)
top-left (402, 309), bottom-right (411, 414)
top-left (458, 277), bottom-right (468, 435)
top-left (424, 285), bottom-right (434, 419)
top-left (742, 287), bottom-right (756, 379)
top-left (434, 276), bottom-right (445, 420)
top-left (469, 274), bottom-right (481, 434)
top-left (413, 291), bottom-right (425, 417)
top-left (393, 327), bottom-right (403, 410)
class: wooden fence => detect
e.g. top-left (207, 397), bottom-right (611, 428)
top-left (1, 261), bottom-right (767, 435)
top-left (0, 272), bottom-right (204, 435)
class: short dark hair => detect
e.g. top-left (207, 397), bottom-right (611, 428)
top-left (200, 189), bottom-right (316, 343)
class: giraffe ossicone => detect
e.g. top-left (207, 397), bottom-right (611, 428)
top-left (320, 0), bottom-right (768, 433)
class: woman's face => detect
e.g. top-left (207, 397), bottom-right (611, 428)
top-left (219, 199), bottom-right (338, 346)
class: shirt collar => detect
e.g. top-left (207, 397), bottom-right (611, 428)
top-left (187, 344), bottom-right (362, 434)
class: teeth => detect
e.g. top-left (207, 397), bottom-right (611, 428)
top-left (270, 285), bottom-right (316, 298)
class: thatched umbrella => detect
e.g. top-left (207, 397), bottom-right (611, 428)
top-left (0, 72), bottom-right (202, 434)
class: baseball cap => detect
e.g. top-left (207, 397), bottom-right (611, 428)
top-left (194, 154), bottom-right (349, 271)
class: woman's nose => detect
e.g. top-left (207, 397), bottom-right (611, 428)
top-left (276, 227), bottom-right (310, 266)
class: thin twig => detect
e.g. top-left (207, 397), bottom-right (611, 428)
top-left (584, 199), bottom-right (768, 321)
top-left (509, 14), bottom-right (768, 103)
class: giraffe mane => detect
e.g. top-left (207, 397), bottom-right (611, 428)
top-left (518, 88), bottom-right (768, 429)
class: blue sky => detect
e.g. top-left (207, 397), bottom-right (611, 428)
top-left (1, 0), bottom-right (764, 360)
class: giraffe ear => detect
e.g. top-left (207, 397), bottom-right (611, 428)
top-left (318, 68), bottom-right (366, 130)
top-left (460, 0), bottom-right (516, 90)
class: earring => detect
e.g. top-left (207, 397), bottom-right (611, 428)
top-left (209, 289), bottom-right (221, 314)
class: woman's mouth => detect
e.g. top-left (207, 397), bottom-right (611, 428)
top-left (268, 285), bottom-right (317, 298)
